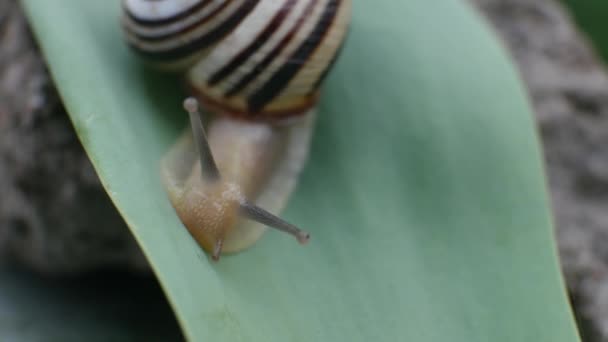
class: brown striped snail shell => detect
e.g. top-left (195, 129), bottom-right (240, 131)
top-left (121, 0), bottom-right (351, 260)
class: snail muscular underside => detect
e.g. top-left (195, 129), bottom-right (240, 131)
top-left (122, 0), bottom-right (351, 119)
top-left (121, 0), bottom-right (351, 260)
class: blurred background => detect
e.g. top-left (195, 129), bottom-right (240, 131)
top-left (1, 0), bottom-right (608, 340)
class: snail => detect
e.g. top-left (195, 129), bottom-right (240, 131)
top-left (121, 0), bottom-right (351, 260)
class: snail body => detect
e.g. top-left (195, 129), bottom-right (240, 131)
top-left (121, 0), bottom-right (351, 260)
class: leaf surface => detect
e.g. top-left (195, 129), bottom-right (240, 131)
top-left (561, 0), bottom-right (608, 61)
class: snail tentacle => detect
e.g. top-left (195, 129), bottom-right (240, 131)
top-left (212, 238), bottom-right (225, 261)
top-left (184, 97), bottom-right (220, 182)
top-left (239, 200), bottom-right (310, 244)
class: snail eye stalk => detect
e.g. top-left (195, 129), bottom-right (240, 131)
top-left (239, 200), bottom-right (310, 245)
top-left (183, 97), bottom-right (220, 183)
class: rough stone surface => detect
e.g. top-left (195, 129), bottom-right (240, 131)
top-left (0, 0), bottom-right (147, 273)
top-left (471, 0), bottom-right (608, 340)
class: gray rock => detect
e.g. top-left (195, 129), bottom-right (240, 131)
top-left (0, 0), bottom-right (147, 273)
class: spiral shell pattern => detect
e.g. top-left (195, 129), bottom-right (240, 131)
top-left (122, 0), bottom-right (351, 118)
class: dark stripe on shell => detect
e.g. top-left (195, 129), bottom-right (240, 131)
top-left (308, 29), bottom-right (347, 94)
top-left (223, 0), bottom-right (319, 98)
top-left (207, 0), bottom-right (297, 86)
top-left (129, 0), bottom-right (260, 61)
top-left (189, 83), bottom-right (319, 120)
top-left (247, 0), bottom-right (341, 113)
top-left (124, 0), bottom-right (209, 27)
top-left (125, 0), bottom-right (234, 41)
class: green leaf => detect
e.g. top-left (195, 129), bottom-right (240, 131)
top-left (560, 0), bottom-right (608, 62)
top-left (21, 0), bottom-right (580, 341)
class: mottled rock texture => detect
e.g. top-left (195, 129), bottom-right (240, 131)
top-left (0, 0), bottom-right (146, 273)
